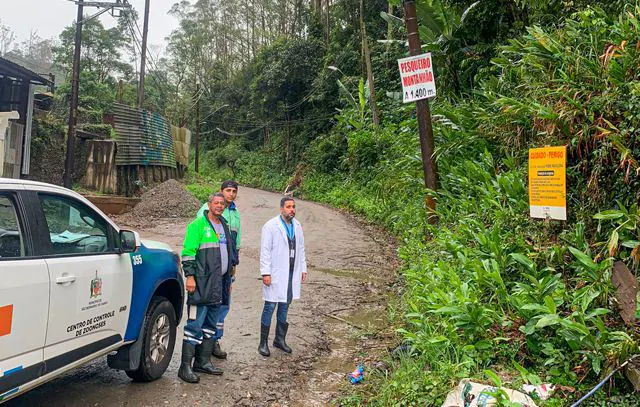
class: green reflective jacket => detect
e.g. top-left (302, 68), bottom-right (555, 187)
top-left (181, 213), bottom-right (233, 305)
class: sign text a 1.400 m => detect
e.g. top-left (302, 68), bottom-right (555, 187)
top-left (398, 53), bottom-right (437, 103)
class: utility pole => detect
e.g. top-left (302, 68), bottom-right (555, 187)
top-left (402, 0), bottom-right (438, 221)
top-left (64, 0), bottom-right (84, 189)
top-left (194, 80), bottom-right (201, 173)
top-left (137, 0), bottom-right (151, 108)
top-left (63, 0), bottom-right (131, 189)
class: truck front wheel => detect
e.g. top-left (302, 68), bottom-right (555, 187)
top-left (126, 296), bottom-right (177, 382)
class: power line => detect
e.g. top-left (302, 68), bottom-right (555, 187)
top-left (211, 114), bottom-right (337, 127)
top-left (124, 16), bottom-right (169, 103)
top-left (130, 10), bottom-right (163, 70)
top-left (205, 113), bottom-right (337, 138)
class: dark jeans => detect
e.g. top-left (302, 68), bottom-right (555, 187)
top-left (184, 304), bottom-right (219, 345)
top-left (261, 301), bottom-right (289, 326)
top-left (213, 303), bottom-right (230, 340)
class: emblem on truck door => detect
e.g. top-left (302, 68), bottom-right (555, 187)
top-left (90, 271), bottom-right (102, 298)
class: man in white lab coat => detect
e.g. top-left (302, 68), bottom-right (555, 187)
top-left (258, 197), bottom-right (307, 356)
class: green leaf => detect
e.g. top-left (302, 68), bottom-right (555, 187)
top-left (521, 320), bottom-right (536, 335)
top-left (593, 210), bottom-right (625, 220)
top-left (335, 79), bottom-right (357, 110)
top-left (621, 240), bottom-right (639, 249)
top-left (484, 369), bottom-right (502, 387)
top-left (512, 360), bottom-right (529, 377)
top-left (521, 303), bottom-right (552, 313)
top-left (358, 78), bottom-right (366, 118)
top-left (431, 306), bottom-right (460, 314)
top-left (510, 253), bottom-right (534, 270)
top-left (586, 308), bottom-right (610, 318)
top-left (380, 11), bottom-right (403, 27)
top-left (428, 336), bottom-right (450, 344)
top-left (535, 314), bottom-right (560, 328)
top-left (544, 296), bottom-right (557, 314)
top-left (568, 247), bottom-right (598, 271)
top-left (475, 340), bottom-right (492, 350)
top-left (559, 319), bottom-right (591, 336)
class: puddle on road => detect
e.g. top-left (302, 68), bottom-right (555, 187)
top-left (315, 267), bottom-right (368, 280)
top-left (315, 267), bottom-right (386, 284)
top-left (290, 318), bottom-right (353, 407)
top-left (289, 266), bottom-right (391, 405)
top-left (289, 307), bottom-right (389, 406)
top-left (346, 309), bottom-right (387, 331)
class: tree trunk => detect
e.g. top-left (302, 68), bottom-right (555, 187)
top-left (386, 3), bottom-right (394, 53)
top-left (285, 111), bottom-right (291, 168)
top-left (251, 0), bottom-right (257, 57)
top-left (261, 3), bottom-right (266, 47)
top-left (360, 0), bottom-right (380, 126)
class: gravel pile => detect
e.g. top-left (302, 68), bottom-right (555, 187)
top-left (132, 179), bottom-right (201, 219)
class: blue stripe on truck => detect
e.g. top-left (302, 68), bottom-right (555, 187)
top-left (124, 244), bottom-right (181, 341)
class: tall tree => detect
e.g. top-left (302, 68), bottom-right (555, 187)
top-left (53, 19), bottom-right (130, 82)
top-left (0, 20), bottom-right (16, 56)
top-left (360, 0), bottom-right (380, 125)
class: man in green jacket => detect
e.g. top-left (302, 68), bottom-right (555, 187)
top-left (196, 180), bottom-right (241, 359)
top-left (178, 193), bottom-right (234, 383)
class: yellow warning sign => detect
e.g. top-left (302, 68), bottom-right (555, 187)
top-left (528, 146), bottom-right (567, 220)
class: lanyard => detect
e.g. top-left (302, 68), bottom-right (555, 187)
top-left (280, 216), bottom-right (294, 240)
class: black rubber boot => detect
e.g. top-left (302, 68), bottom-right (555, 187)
top-left (212, 340), bottom-right (227, 359)
top-left (193, 339), bottom-right (223, 375)
top-left (258, 324), bottom-right (270, 357)
top-left (273, 321), bottom-right (292, 354)
top-left (178, 341), bottom-right (200, 383)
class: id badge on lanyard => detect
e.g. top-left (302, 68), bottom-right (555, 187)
top-left (290, 248), bottom-right (296, 259)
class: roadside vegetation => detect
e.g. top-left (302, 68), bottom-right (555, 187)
top-left (192, 2), bottom-right (640, 405)
top-left (19, 0), bottom-right (640, 404)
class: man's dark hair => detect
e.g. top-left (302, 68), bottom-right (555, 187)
top-left (221, 180), bottom-right (238, 190)
top-left (280, 197), bottom-right (295, 207)
top-left (208, 192), bottom-right (225, 202)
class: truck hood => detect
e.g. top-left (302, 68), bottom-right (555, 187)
top-left (141, 239), bottom-right (174, 252)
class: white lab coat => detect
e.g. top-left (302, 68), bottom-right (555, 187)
top-left (260, 216), bottom-right (307, 302)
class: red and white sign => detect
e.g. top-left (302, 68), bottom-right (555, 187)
top-left (398, 53), bottom-right (436, 103)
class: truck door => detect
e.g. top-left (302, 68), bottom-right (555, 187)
top-left (0, 192), bottom-right (48, 399)
top-left (36, 193), bottom-right (132, 368)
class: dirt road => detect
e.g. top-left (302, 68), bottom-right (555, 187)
top-left (6, 186), bottom-right (395, 406)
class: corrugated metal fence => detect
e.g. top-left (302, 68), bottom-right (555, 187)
top-left (112, 103), bottom-right (176, 168)
top-left (108, 103), bottom-right (189, 196)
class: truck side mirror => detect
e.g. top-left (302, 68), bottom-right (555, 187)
top-left (120, 229), bottom-right (141, 253)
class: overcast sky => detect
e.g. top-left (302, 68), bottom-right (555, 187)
top-left (1, 0), bottom-right (179, 55)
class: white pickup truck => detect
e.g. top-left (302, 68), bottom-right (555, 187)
top-left (0, 179), bottom-right (184, 403)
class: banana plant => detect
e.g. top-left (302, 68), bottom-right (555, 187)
top-left (593, 202), bottom-right (640, 260)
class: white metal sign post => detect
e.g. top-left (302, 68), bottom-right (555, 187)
top-left (398, 53), bottom-right (437, 103)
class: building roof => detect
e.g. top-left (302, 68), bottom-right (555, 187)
top-left (0, 57), bottom-right (53, 86)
